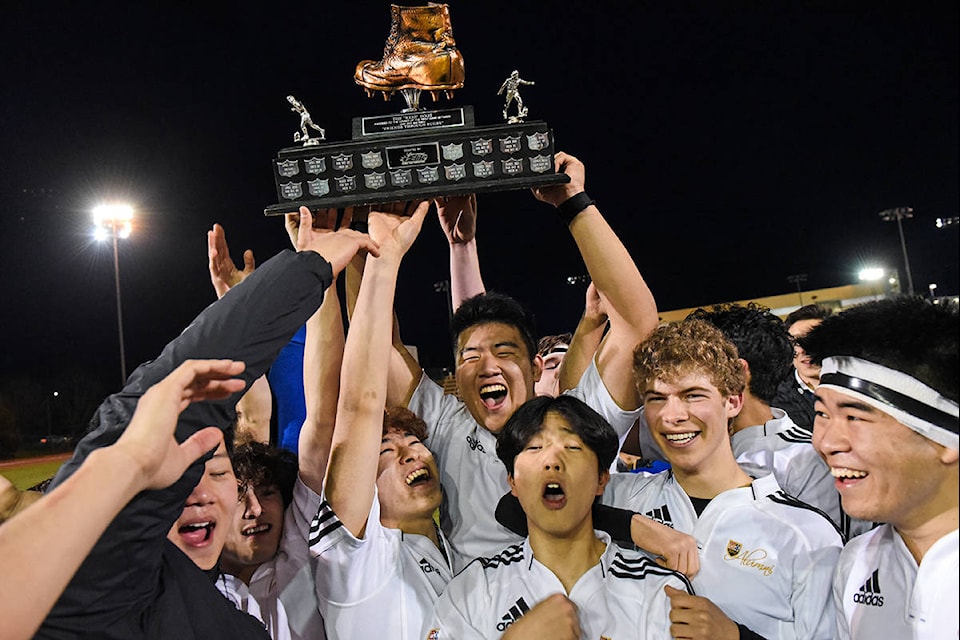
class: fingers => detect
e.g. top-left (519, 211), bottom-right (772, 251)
top-left (178, 427), bottom-right (225, 466)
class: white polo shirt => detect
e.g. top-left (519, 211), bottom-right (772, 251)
top-left (410, 358), bottom-right (640, 565)
top-left (603, 472), bottom-right (843, 639)
top-left (308, 488), bottom-right (455, 640)
top-left (424, 532), bottom-right (691, 639)
top-left (833, 525), bottom-right (958, 639)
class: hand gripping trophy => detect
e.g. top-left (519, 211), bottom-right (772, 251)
top-left (287, 95), bottom-right (326, 145)
top-left (498, 70), bottom-right (534, 123)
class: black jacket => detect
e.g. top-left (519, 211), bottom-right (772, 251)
top-left (37, 250), bottom-right (332, 639)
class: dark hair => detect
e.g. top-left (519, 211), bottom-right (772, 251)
top-left (801, 297), bottom-right (959, 403)
top-left (496, 395), bottom-right (619, 476)
top-left (451, 292), bottom-right (538, 362)
top-left (383, 405), bottom-right (429, 442)
top-left (784, 304), bottom-right (833, 331)
top-left (633, 319), bottom-right (746, 399)
top-left (537, 333), bottom-right (573, 357)
top-left (687, 303), bottom-right (792, 404)
top-left (231, 440), bottom-right (298, 508)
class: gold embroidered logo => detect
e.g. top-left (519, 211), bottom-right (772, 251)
top-left (723, 540), bottom-right (775, 577)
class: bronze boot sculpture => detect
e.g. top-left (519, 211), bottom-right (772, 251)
top-left (355, 3), bottom-right (465, 110)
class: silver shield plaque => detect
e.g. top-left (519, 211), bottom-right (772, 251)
top-left (499, 135), bottom-right (521, 154)
top-left (280, 181), bottom-right (303, 199)
top-left (441, 142), bottom-right (464, 160)
top-left (444, 163), bottom-right (466, 181)
top-left (277, 159), bottom-right (300, 178)
top-left (304, 157), bottom-right (327, 174)
top-left (501, 158), bottom-right (523, 176)
top-left (470, 138), bottom-right (493, 156)
top-left (526, 132), bottom-right (550, 151)
top-left (334, 175), bottom-right (357, 192)
top-left (390, 168), bottom-right (413, 187)
top-left (307, 178), bottom-right (330, 197)
top-left (361, 151), bottom-right (384, 169)
top-left (529, 155), bottom-right (551, 173)
top-left (332, 153), bottom-right (354, 171)
top-left (364, 172), bottom-right (386, 190)
top-left (473, 160), bottom-right (495, 179)
top-left (416, 166), bottom-right (440, 183)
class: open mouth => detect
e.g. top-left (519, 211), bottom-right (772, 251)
top-left (830, 467), bottom-right (868, 486)
top-left (663, 432), bottom-right (699, 446)
top-left (479, 384), bottom-right (507, 408)
top-left (241, 523), bottom-right (271, 537)
top-left (542, 482), bottom-right (566, 509)
top-left (406, 468), bottom-right (432, 487)
top-left (178, 521), bottom-right (215, 546)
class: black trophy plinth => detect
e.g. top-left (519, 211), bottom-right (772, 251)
top-left (264, 105), bottom-right (568, 215)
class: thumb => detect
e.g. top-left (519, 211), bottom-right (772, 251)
top-left (664, 584), bottom-right (685, 599)
top-left (243, 249), bottom-right (256, 272)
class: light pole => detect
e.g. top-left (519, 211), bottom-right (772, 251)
top-left (929, 283), bottom-right (938, 300)
top-left (93, 203), bottom-right (134, 386)
top-left (879, 207), bottom-right (914, 296)
top-left (787, 274), bottom-right (807, 306)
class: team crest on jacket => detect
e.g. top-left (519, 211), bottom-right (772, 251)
top-left (426, 630), bottom-right (440, 640)
top-left (726, 539), bottom-right (742, 558)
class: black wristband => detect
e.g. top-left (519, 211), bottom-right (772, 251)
top-left (556, 192), bottom-right (595, 225)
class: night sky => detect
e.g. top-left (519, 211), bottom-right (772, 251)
top-left (2, 1), bottom-right (957, 391)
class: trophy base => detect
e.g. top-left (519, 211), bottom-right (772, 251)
top-left (265, 109), bottom-right (569, 216)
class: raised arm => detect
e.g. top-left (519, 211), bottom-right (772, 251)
top-left (435, 194), bottom-right (485, 310)
top-left (533, 152), bottom-right (658, 409)
top-left (323, 202), bottom-right (429, 537)
top-left (3, 360), bottom-right (244, 640)
top-left (558, 281), bottom-right (609, 393)
top-left (286, 208), bottom-right (349, 492)
top-left (207, 222), bottom-right (271, 443)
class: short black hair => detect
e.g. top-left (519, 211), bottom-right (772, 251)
top-left (801, 297), bottom-right (959, 403)
top-left (231, 440), bottom-right (298, 509)
top-left (784, 304), bottom-right (833, 331)
top-left (451, 292), bottom-right (538, 362)
top-left (687, 303), bottom-right (792, 404)
top-left (496, 395), bottom-right (619, 476)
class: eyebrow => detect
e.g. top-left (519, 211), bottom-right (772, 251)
top-left (815, 395), bottom-right (877, 413)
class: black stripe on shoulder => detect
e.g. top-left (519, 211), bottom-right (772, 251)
top-left (776, 427), bottom-right (813, 443)
top-left (307, 501), bottom-right (344, 546)
top-left (609, 552), bottom-right (695, 593)
top-left (477, 544), bottom-right (525, 570)
top-left (767, 491), bottom-right (843, 538)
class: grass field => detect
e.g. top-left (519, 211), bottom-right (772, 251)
top-left (0, 456), bottom-right (69, 490)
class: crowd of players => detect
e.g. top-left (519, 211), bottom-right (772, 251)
top-left (1, 152), bottom-right (956, 639)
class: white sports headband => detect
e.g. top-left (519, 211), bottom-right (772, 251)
top-left (819, 356), bottom-right (959, 450)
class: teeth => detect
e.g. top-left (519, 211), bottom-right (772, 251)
top-left (182, 521), bottom-right (211, 531)
top-left (479, 384), bottom-right (507, 395)
top-left (544, 483), bottom-right (564, 496)
top-left (243, 524), bottom-right (270, 536)
top-left (831, 467), bottom-right (868, 479)
top-left (406, 468), bottom-right (430, 485)
top-left (664, 432), bottom-right (697, 443)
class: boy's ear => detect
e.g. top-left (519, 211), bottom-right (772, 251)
top-left (532, 354), bottom-right (544, 383)
top-left (596, 469), bottom-right (610, 496)
top-left (507, 472), bottom-right (519, 497)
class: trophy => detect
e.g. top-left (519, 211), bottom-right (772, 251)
top-left (264, 3), bottom-right (568, 215)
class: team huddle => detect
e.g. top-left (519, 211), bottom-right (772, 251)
top-left (5, 153), bottom-right (957, 640)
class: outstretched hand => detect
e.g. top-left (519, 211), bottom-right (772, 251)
top-left (207, 224), bottom-right (255, 299)
top-left (434, 194), bottom-right (477, 244)
top-left (295, 206), bottom-right (381, 276)
top-left (111, 359), bottom-right (247, 492)
top-left (531, 151), bottom-right (586, 207)
top-left (368, 201), bottom-right (430, 260)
